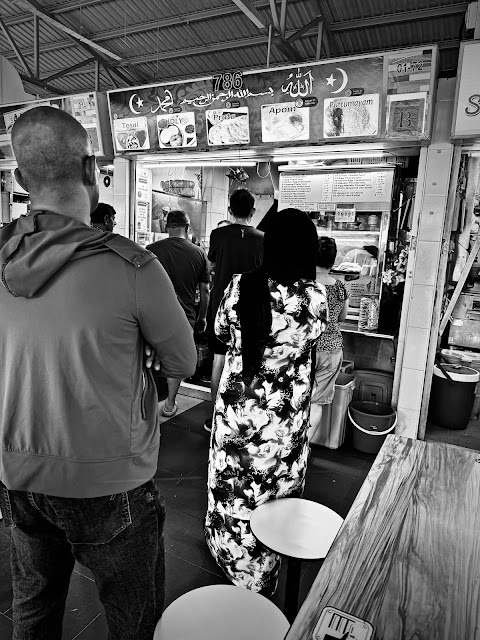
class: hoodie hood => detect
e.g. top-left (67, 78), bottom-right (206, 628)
top-left (0, 212), bottom-right (111, 298)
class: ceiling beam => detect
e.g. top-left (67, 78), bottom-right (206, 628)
top-left (14, 0), bottom-right (123, 61)
top-left (12, 0), bottom-right (151, 86)
top-left (230, 0), bottom-right (303, 62)
top-left (0, 15), bottom-right (32, 76)
top-left (41, 57), bottom-right (96, 83)
top-left (19, 72), bottom-right (66, 94)
top-left (329, 4), bottom-right (469, 31)
top-left (288, 16), bottom-right (322, 43)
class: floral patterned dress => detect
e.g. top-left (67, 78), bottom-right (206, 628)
top-left (204, 274), bottom-right (328, 595)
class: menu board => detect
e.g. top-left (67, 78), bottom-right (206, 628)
top-left (279, 169), bottom-right (394, 211)
top-left (135, 167), bottom-right (152, 247)
top-left (0, 92), bottom-right (113, 157)
top-left (107, 46), bottom-right (437, 153)
top-left (63, 93), bottom-right (103, 154)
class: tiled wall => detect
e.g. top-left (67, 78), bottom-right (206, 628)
top-left (98, 173), bottom-right (114, 208)
top-left (113, 157), bottom-right (130, 238)
top-left (203, 167), bottom-right (229, 241)
top-left (395, 145), bottom-right (454, 437)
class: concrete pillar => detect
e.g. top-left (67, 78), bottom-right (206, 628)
top-left (394, 78), bottom-right (456, 438)
top-left (113, 157), bottom-right (131, 238)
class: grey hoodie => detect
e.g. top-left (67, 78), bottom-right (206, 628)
top-left (0, 212), bottom-right (196, 498)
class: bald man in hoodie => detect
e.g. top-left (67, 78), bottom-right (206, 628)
top-left (0, 107), bottom-right (196, 639)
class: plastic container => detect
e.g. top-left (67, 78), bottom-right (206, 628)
top-left (352, 370), bottom-right (393, 405)
top-left (428, 364), bottom-right (480, 430)
top-left (310, 373), bottom-right (355, 449)
top-left (348, 401), bottom-right (397, 454)
top-left (340, 360), bottom-right (354, 374)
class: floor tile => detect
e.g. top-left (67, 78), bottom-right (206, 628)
top-left (164, 508), bottom-right (199, 552)
top-left (61, 571), bottom-right (104, 640)
top-left (158, 396), bottom-right (203, 425)
top-left (169, 520), bottom-right (224, 577)
top-left (157, 423), bottom-right (210, 476)
top-left (170, 400), bottom-right (213, 434)
top-left (164, 553), bottom-right (228, 609)
top-left (163, 472), bottom-right (208, 520)
top-left (303, 468), bottom-right (358, 514)
top-left (0, 613), bottom-right (12, 640)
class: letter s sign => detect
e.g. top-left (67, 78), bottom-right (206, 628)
top-left (465, 94), bottom-right (480, 117)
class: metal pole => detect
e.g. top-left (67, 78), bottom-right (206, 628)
top-left (33, 14), bottom-right (39, 78)
top-left (95, 59), bottom-right (100, 91)
top-left (280, 0), bottom-right (287, 35)
top-left (266, 23), bottom-right (272, 67)
top-left (315, 19), bottom-right (323, 60)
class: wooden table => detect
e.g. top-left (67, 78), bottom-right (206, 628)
top-left (286, 435), bottom-right (480, 640)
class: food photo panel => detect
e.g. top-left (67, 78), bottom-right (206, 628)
top-left (261, 102), bottom-right (310, 143)
top-left (113, 116), bottom-right (150, 151)
top-left (157, 112), bottom-right (197, 148)
top-left (206, 107), bottom-right (250, 146)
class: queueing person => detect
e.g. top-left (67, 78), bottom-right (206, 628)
top-left (90, 201), bottom-right (117, 232)
top-left (205, 188), bottom-right (264, 431)
top-left (204, 208), bottom-right (328, 595)
top-left (0, 106), bottom-right (196, 640)
top-left (148, 209), bottom-right (210, 417)
top-left (309, 236), bottom-right (349, 440)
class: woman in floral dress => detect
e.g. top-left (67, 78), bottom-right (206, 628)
top-left (204, 208), bottom-right (328, 596)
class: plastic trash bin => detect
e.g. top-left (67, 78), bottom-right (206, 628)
top-left (428, 364), bottom-right (480, 430)
top-left (310, 373), bottom-right (355, 449)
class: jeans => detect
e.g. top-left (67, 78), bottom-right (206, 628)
top-left (0, 479), bottom-right (166, 640)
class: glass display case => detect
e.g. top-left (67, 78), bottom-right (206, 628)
top-left (316, 210), bottom-right (390, 320)
top-left (278, 164), bottom-right (395, 326)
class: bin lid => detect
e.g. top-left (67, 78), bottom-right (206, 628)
top-left (433, 364), bottom-right (480, 383)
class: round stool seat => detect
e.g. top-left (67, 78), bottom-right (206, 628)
top-left (154, 585), bottom-right (290, 640)
top-left (250, 498), bottom-right (344, 560)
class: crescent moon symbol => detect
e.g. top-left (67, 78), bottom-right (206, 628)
top-left (330, 68), bottom-right (348, 94)
top-left (129, 93), bottom-right (141, 115)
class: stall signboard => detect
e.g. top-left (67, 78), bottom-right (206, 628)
top-left (107, 46), bottom-right (437, 154)
top-left (452, 40), bottom-right (480, 138)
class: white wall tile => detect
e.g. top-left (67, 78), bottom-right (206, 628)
top-left (397, 367), bottom-right (425, 412)
top-left (408, 284), bottom-right (435, 329)
top-left (113, 194), bottom-right (128, 231)
top-left (403, 326), bottom-right (430, 370)
top-left (113, 158), bottom-right (129, 196)
top-left (418, 195), bottom-right (447, 242)
top-left (423, 147), bottom-right (453, 197)
top-left (395, 407), bottom-right (420, 438)
top-left (413, 241), bottom-right (440, 286)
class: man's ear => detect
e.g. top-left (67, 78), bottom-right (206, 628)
top-left (14, 168), bottom-right (28, 192)
top-left (227, 206), bottom-right (232, 216)
top-left (84, 155), bottom-right (97, 186)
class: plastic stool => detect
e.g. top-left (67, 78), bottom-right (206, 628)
top-left (153, 584), bottom-right (289, 640)
top-left (250, 498), bottom-right (343, 622)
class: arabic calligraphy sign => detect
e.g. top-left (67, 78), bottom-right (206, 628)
top-left (107, 47), bottom-right (437, 153)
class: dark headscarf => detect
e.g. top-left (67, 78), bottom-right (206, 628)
top-left (239, 208), bottom-right (318, 384)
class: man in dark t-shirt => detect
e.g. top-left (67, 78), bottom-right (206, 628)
top-left (148, 210), bottom-right (210, 416)
top-left (205, 188), bottom-right (263, 430)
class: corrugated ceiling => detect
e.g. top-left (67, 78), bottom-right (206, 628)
top-left (0, 0), bottom-right (471, 97)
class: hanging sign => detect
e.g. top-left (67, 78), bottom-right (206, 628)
top-left (452, 40), bottom-right (480, 138)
